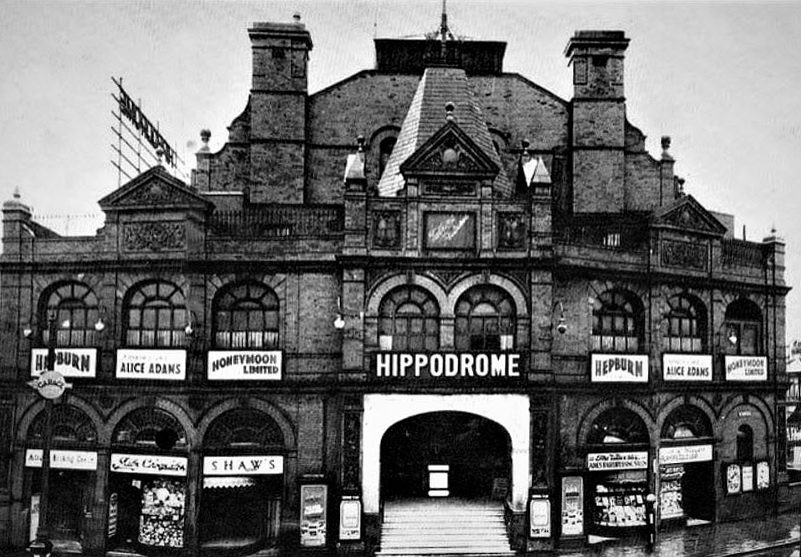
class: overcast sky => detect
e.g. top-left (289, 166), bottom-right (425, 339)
top-left (2, 0), bottom-right (801, 342)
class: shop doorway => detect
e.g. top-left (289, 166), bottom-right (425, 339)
top-left (381, 411), bottom-right (511, 500)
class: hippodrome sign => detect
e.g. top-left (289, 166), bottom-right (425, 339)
top-left (374, 352), bottom-right (521, 378)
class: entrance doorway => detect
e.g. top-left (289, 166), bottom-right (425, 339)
top-left (381, 412), bottom-right (511, 500)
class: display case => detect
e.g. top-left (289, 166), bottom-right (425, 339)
top-left (139, 479), bottom-right (185, 548)
top-left (589, 471), bottom-right (647, 530)
top-left (659, 465), bottom-right (685, 520)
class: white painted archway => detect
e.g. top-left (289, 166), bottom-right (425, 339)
top-left (362, 394), bottom-right (530, 513)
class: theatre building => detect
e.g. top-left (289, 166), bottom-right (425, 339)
top-left (0, 12), bottom-right (791, 557)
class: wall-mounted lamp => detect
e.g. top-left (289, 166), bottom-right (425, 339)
top-left (185, 311), bottom-right (197, 336)
top-left (22, 325), bottom-right (33, 339)
top-left (554, 301), bottom-right (567, 335)
top-left (727, 327), bottom-right (738, 346)
top-left (334, 297), bottom-right (346, 330)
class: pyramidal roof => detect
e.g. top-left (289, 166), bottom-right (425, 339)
top-left (377, 67), bottom-right (511, 197)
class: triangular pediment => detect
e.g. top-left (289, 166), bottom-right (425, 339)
top-left (99, 166), bottom-right (212, 212)
top-left (653, 195), bottom-right (727, 236)
top-left (399, 121), bottom-right (499, 179)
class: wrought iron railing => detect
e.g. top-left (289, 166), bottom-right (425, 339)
top-left (208, 205), bottom-right (344, 238)
top-left (722, 239), bottom-right (765, 267)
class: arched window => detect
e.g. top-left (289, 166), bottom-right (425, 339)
top-left (379, 136), bottom-right (397, 178)
top-left (205, 408), bottom-right (284, 451)
top-left (30, 405), bottom-right (97, 445)
top-left (587, 408), bottom-right (649, 445)
top-left (39, 282), bottom-right (100, 347)
top-left (665, 295), bottom-right (706, 352)
top-left (724, 299), bottom-right (762, 355)
top-left (661, 405), bottom-right (712, 440)
top-left (112, 407), bottom-right (187, 450)
top-left (213, 282), bottom-right (279, 349)
top-left (378, 286), bottom-right (439, 351)
top-left (737, 424), bottom-right (754, 462)
top-left (124, 281), bottom-right (186, 347)
top-left (454, 286), bottom-right (516, 351)
top-left (592, 290), bottom-right (643, 352)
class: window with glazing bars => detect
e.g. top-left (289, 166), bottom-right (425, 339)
top-left (213, 282), bottom-right (279, 349)
top-left (124, 281), bottom-right (186, 347)
top-left (378, 286), bottom-right (439, 351)
top-left (592, 290), bottom-right (642, 352)
top-left (454, 286), bottom-right (515, 351)
top-left (724, 299), bottom-right (762, 355)
top-left (41, 282), bottom-right (100, 347)
top-left (665, 295), bottom-right (706, 352)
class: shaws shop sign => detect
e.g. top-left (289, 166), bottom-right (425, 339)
top-left (374, 353), bottom-right (522, 379)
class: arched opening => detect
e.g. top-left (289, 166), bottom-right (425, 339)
top-left (108, 407), bottom-right (189, 552)
top-left (585, 407), bottom-right (650, 535)
top-left (380, 411), bottom-right (511, 500)
top-left (659, 405), bottom-right (715, 525)
top-left (199, 408), bottom-right (285, 554)
top-left (25, 404), bottom-right (98, 544)
top-left (724, 298), bottom-right (762, 355)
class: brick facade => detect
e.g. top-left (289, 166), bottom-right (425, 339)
top-left (0, 16), bottom-right (790, 557)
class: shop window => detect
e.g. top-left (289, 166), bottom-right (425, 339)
top-left (213, 281), bottom-right (279, 349)
top-left (38, 281), bottom-right (100, 347)
top-left (785, 405), bottom-right (801, 482)
top-left (737, 425), bottom-right (754, 462)
top-left (591, 290), bottom-right (643, 352)
top-left (724, 298), bottom-right (762, 355)
top-left (455, 286), bottom-right (516, 351)
top-left (378, 286), bottom-right (439, 351)
top-left (200, 408), bottom-right (285, 551)
top-left (665, 295), bottom-right (706, 353)
top-left (379, 136), bottom-right (397, 178)
top-left (123, 280), bottom-right (187, 347)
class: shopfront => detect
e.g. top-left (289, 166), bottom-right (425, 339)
top-left (107, 407), bottom-right (189, 554)
top-left (584, 407), bottom-right (650, 536)
top-left (658, 405), bottom-right (715, 525)
top-left (198, 407), bottom-right (285, 554)
top-left (23, 403), bottom-right (98, 548)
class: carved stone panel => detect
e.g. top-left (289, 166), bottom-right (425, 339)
top-left (498, 213), bottom-right (527, 249)
top-left (119, 182), bottom-right (186, 206)
top-left (123, 221), bottom-right (186, 252)
top-left (372, 211), bottom-right (401, 249)
top-left (661, 239), bottom-right (707, 270)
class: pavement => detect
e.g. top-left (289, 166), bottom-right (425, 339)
top-left (2, 514), bottom-right (801, 557)
top-left (562, 512), bottom-right (801, 556)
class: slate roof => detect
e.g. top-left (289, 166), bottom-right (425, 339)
top-left (377, 67), bottom-right (512, 197)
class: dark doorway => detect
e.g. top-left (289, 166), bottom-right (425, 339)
top-left (380, 412), bottom-right (511, 500)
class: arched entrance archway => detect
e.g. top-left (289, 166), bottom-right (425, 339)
top-left (381, 412), bottom-right (511, 500)
top-left (363, 394), bottom-right (529, 513)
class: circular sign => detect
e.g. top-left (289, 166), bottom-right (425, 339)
top-left (35, 370), bottom-right (67, 399)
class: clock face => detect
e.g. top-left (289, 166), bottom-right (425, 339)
top-left (425, 213), bottom-right (475, 250)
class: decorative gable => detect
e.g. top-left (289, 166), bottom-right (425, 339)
top-left (653, 195), bottom-right (726, 236)
top-left (99, 166), bottom-right (213, 212)
top-left (400, 121), bottom-right (499, 180)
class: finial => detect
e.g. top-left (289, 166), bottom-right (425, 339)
top-left (445, 102), bottom-right (455, 121)
top-left (440, 0), bottom-right (449, 41)
top-left (356, 134), bottom-right (365, 152)
top-left (521, 139), bottom-right (530, 151)
top-left (293, 12), bottom-right (302, 23)
top-left (677, 177), bottom-right (685, 196)
top-left (13, 186), bottom-right (20, 200)
top-left (156, 147), bottom-right (165, 165)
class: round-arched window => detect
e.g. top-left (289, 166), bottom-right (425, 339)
top-left (454, 286), bottom-right (516, 351)
top-left (378, 286), bottom-right (439, 352)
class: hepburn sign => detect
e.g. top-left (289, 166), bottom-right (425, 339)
top-left (26, 449), bottom-right (98, 470)
top-left (203, 456), bottom-right (284, 476)
top-left (110, 453), bottom-right (187, 476)
top-left (662, 354), bottom-right (712, 381)
top-left (658, 444), bottom-right (713, 465)
top-left (587, 451), bottom-right (648, 471)
top-left (590, 354), bottom-right (648, 383)
top-left (116, 349), bottom-right (186, 380)
top-left (725, 356), bottom-right (767, 381)
top-left (374, 352), bottom-right (521, 379)
top-left (31, 348), bottom-right (96, 378)
top-left (207, 351), bottom-right (282, 381)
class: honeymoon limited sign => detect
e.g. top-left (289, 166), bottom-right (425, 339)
top-left (31, 348), bottom-right (96, 378)
top-left (374, 353), bottom-right (521, 379)
top-left (203, 455), bottom-right (284, 475)
top-left (590, 354), bottom-right (649, 383)
top-left (587, 451), bottom-right (648, 471)
top-left (207, 351), bottom-right (282, 380)
top-left (116, 349), bottom-right (186, 380)
top-left (110, 453), bottom-right (187, 476)
top-left (725, 356), bottom-right (767, 381)
top-left (662, 354), bottom-right (712, 381)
